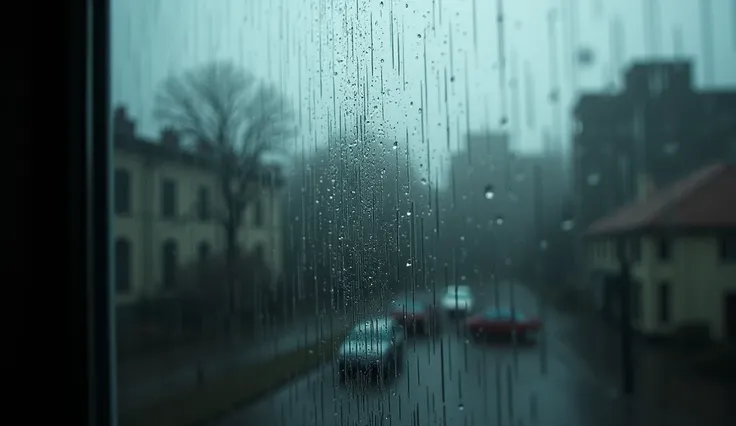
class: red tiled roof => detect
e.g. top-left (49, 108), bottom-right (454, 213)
top-left (587, 163), bottom-right (736, 236)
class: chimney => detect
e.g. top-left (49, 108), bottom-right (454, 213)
top-left (196, 138), bottom-right (213, 156)
top-left (161, 128), bottom-right (180, 150)
top-left (113, 106), bottom-right (136, 141)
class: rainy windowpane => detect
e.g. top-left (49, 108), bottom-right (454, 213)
top-left (112, 1), bottom-right (736, 425)
top-left (348, 320), bottom-right (393, 342)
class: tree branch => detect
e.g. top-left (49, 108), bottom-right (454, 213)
top-left (154, 60), bottom-right (294, 244)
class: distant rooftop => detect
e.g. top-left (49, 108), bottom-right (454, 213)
top-left (587, 163), bottom-right (736, 236)
top-left (113, 105), bottom-right (284, 184)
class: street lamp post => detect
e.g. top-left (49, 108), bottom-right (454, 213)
top-left (616, 238), bottom-right (635, 394)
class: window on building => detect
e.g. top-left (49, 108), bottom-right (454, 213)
top-left (574, 119), bottom-right (584, 134)
top-left (161, 239), bottom-right (178, 289)
top-left (197, 186), bottom-right (210, 221)
top-left (255, 244), bottom-right (265, 262)
top-left (161, 178), bottom-right (177, 219)
top-left (254, 198), bottom-right (264, 227)
top-left (628, 238), bottom-right (641, 262)
top-left (115, 238), bottom-right (132, 294)
top-left (631, 281), bottom-right (642, 321)
top-left (657, 238), bottom-right (671, 261)
top-left (658, 282), bottom-right (671, 324)
top-left (198, 241), bottom-right (210, 263)
top-left (719, 238), bottom-right (736, 262)
top-left (114, 168), bottom-right (131, 215)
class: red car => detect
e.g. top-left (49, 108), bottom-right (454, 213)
top-left (467, 307), bottom-right (542, 343)
top-left (390, 299), bottom-right (438, 335)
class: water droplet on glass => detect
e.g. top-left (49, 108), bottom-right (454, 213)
top-left (561, 219), bottom-right (575, 231)
top-left (484, 185), bottom-right (495, 199)
top-left (539, 240), bottom-right (549, 250)
top-left (663, 142), bottom-right (679, 155)
top-left (458, 404), bottom-right (465, 411)
top-left (406, 261), bottom-right (412, 267)
top-left (406, 211), bottom-right (412, 216)
top-left (392, 141), bottom-right (398, 149)
top-left (495, 216), bottom-right (504, 225)
top-left (460, 236), bottom-right (465, 241)
top-left (417, 33), bottom-right (422, 38)
top-left (420, 178), bottom-right (427, 185)
top-left (549, 89), bottom-right (559, 102)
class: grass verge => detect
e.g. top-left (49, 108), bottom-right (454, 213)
top-left (120, 330), bottom-right (349, 426)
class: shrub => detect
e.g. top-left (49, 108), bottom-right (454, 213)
top-left (175, 253), bottom-right (274, 325)
top-left (671, 321), bottom-right (711, 348)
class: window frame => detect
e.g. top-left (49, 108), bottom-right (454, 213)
top-left (161, 178), bottom-right (177, 219)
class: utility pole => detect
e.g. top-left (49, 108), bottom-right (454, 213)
top-left (616, 239), bottom-right (635, 394)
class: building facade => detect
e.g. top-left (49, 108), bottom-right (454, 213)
top-left (585, 163), bottom-right (736, 342)
top-left (112, 107), bottom-right (284, 306)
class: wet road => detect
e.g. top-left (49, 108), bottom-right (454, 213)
top-left (214, 282), bottom-right (671, 426)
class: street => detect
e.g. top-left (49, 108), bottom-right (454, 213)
top-left (213, 282), bottom-right (679, 426)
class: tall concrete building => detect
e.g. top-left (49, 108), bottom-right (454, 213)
top-left (445, 132), bottom-right (538, 279)
top-left (572, 60), bottom-right (736, 231)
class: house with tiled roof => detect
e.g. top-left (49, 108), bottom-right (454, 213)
top-left (585, 163), bottom-right (736, 342)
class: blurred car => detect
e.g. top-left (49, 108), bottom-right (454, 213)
top-left (440, 285), bottom-right (474, 316)
top-left (337, 317), bottom-right (405, 381)
top-left (466, 307), bottom-right (542, 343)
top-left (389, 298), bottom-right (439, 335)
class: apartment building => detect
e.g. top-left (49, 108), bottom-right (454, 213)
top-left (586, 163), bottom-right (736, 342)
top-left (112, 107), bottom-right (284, 306)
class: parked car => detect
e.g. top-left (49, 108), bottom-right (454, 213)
top-left (337, 317), bottom-right (405, 381)
top-left (390, 298), bottom-right (439, 335)
top-left (467, 307), bottom-right (542, 343)
top-left (440, 285), bottom-right (474, 316)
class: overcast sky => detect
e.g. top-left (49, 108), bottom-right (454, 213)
top-left (111, 0), bottom-right (736, 183)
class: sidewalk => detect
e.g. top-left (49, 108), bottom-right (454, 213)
top-left (117, 314), bottom-right (344, 413)
top-left (550, 309), bottom-right (735, 426)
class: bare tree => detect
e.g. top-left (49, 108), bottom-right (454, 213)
top-left (154, 61), bottom-right (294, 331)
